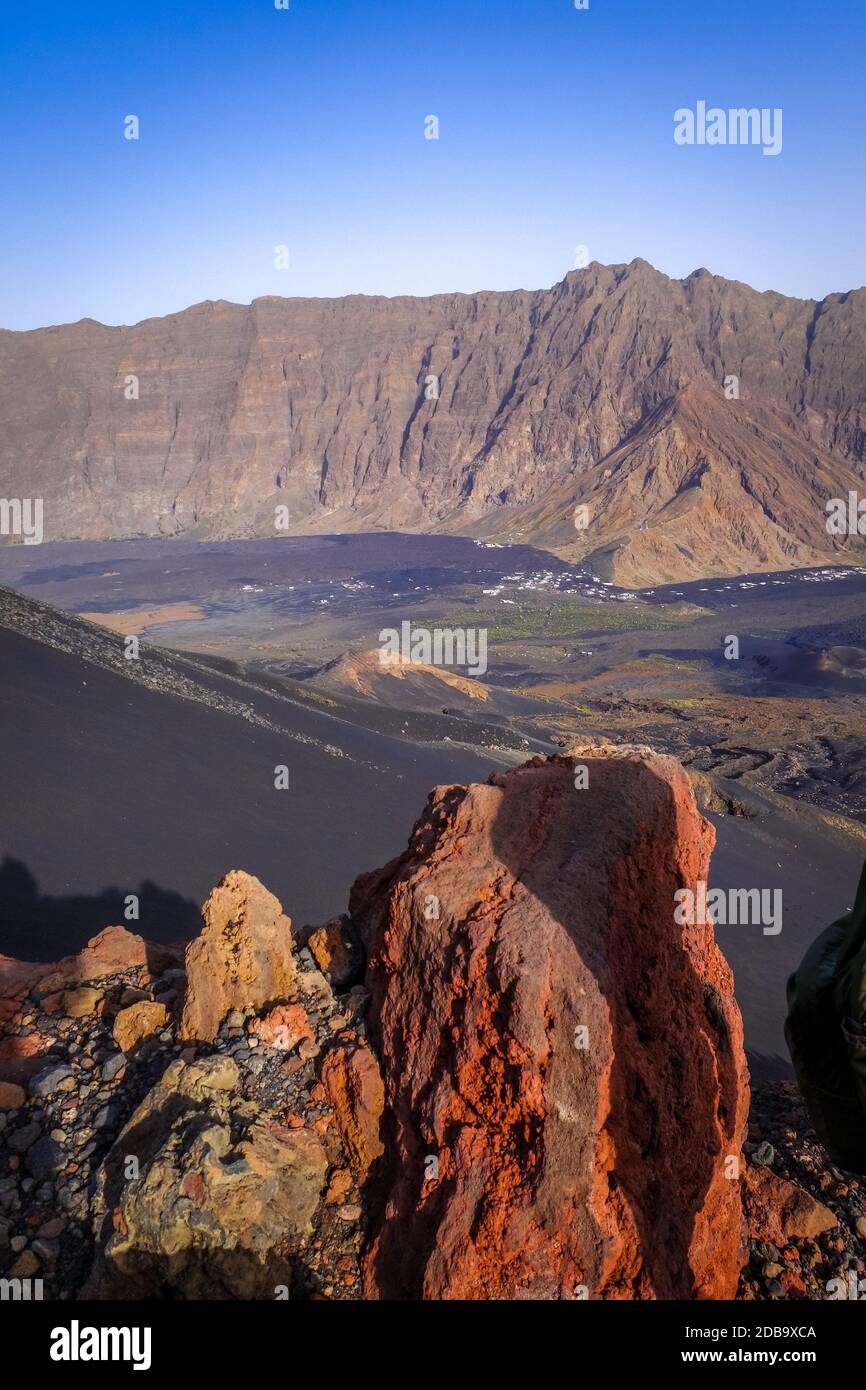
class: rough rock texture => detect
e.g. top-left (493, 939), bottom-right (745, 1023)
top-left (249, 1002), bottom-right (314, 1051)
top-left (179, 871), bottom-right (295, 1044)
top-left (113, 1000), bottom-right (168, 1054)
top-left (85, 1055), bottom-right (328, 1299)
top-left (1, 260), bottom-right (865, 583)
top-left (320, 1043), bottom-right (385, 1180)
top-left (743, 1163), bottom-right (839, 1246)
top-left (63, 986), bottom-right (104, 1019)
top-left (352, 750), bottom-right (749, 1300)
top-left (0, 926), bottom-right (180, 1024)
top-left (306, 919), bottom-right (363, 990)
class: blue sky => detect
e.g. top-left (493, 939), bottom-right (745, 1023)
top-left (1, 0), bottom-right (863, 328)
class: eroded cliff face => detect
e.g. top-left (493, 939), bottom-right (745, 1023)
top-left (353, 751), bottom-right (750, 1300)
top-left (2, 259), bottom-right (865, 583)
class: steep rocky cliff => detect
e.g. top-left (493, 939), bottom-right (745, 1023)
top-left (2, 259), bottom-right (865, 583)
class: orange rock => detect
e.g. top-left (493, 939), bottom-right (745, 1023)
top-left (0, 1033), bottom-right (48, 1058)
top-left (62, 926), bottom-right (151, 981)
top-left (326, 1168), bottom-right (353, 1204)
top-left (307, 920), bottom-right (361, 988)
top-left (742, 1164), bottom-right (838, 1245)
top-left (249, 1003), bottom-right (313, 1051)
top-left (779, 1269), bottom-right (806, 1296)
top-left (179, 871), bottom-right (295, 1044)
top-left (320, 1043), bottom-right (385, 1180)
top-left (354, 751), bottom-right (749, 1300)
top-left (113, 1001), bottom-right (168, 1055)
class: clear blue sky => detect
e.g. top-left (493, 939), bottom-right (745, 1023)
top-left (1, 0), bottom-right (863, 329)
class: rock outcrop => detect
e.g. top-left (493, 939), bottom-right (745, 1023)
top-left (0, 926), bottom-right (181, 1026)
top-left (352, 750), bottom-right (749, 1299)
top-left (15, 751), bottom-right (843, 1303)
top-left (86, 1056), bottom-right (328, 1299)
top-left (2, 260), bottom-right (865, 582)
top-left (179, 871), bottom-right (296, 1044)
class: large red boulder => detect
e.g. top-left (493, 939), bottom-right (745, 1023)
top-left (352, 750), bottom-right (749, 1300)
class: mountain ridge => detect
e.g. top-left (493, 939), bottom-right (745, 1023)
top-left (2, 258), bottom-right (865, 584)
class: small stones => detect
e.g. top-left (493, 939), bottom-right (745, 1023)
top-left (295, 969), bottom-right (333, 1006)
top-left (0, 1082), bottom-right (25, 1110)
top-left (9, 1121), bottom-right (41, 1153)
top-left (100, 1053), bottom-right (125, 1083)
top-left (31, 1237), bottom-right (60, 1262)
top-left (29, 1064), bottom-right (74, 1098)
top-left (9, 1250), bottom-right (40, 1279)
top-left (25, 1136), bottom-right (64, 1181)
top-left (36, 1216), bottom-right (65, 1239)
top-left (739, 1080), bottom-right (866, 1300)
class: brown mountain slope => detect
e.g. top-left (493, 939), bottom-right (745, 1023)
top-left (1, 259), bottom-right (865, 583)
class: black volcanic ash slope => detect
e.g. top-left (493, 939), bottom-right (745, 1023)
top-left (0, 586), bottom-right (513, 959)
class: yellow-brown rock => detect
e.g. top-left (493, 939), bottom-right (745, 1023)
top-left (113, 1001), bottom-right (168, 1055)
top-left (179, 871), bottom-right (295, 1044)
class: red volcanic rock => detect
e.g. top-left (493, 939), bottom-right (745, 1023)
top-left (320, 1043), bottom-right (385, 1180)
top-left (250, 1003), bottom-right (314, 1051)
top-left (353, 750), bottom-right (749, 1300)
top-left (0, 957), bottom-right (46, 1025)
top-left (742, 1163), bottom-right (838, 1246)
top-left (59, 926), bottom-right (150, 981)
